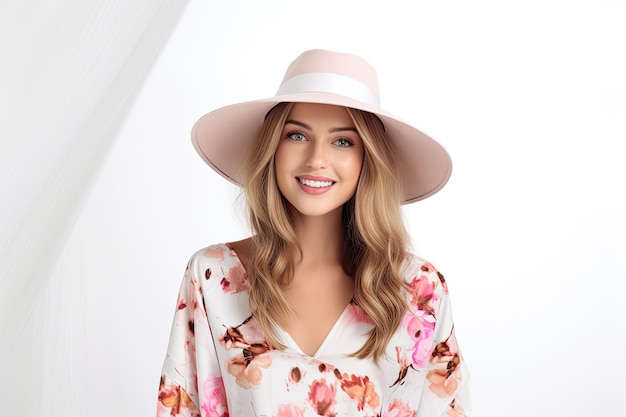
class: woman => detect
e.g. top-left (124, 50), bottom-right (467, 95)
top-left (158, 49), bottom-right (470, 416)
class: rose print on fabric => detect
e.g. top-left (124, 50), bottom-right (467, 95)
top-left (338, 373), bottom-right (380, 412)
top-left (392, 312), bottom-right (436, 387)
top-left (158, 376), bottom-right (201, 417)
top-left (227, 353), bottom-right (272, 389)
top-left (220, 316), bottom-right (267, 351)
top-left (404, 313), bottom-right (435, 368)
top-left (220, 316), bottom-right (272, 389)
top-left (427, 330), bottom-right (462, 398)
top-left (386, 398), bottom-right (415, 417)
top-left (219, 263), bottom-right (248, 294)
top-left (407, 273), bottom-right (439, 315)
top-left (419, 262), bottom-right (449, 294)
top-left (201, 376), bottom-right (229, 417)
top-left (391, 346), bottom-right (412, 387)
top-left (307, 379), bottom-right (337, 416)
top-left (203, 244), bottom-right (249, 294)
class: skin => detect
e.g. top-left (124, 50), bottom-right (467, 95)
top-left (231, 103), bottom-right (364, 356)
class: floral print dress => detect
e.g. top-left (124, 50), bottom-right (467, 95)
top-left (158, 243), bottom-right (470, 417)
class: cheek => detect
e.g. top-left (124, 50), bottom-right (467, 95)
top-left (336, 153), bottom-right (364, 181)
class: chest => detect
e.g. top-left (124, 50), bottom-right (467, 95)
top-left (284, 284), bottom-right (354, 357)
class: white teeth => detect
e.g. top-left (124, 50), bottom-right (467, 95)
top-left (298, 178), bottom-right (333, 188)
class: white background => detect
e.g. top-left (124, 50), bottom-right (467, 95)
top-left (2, 1), bottom-right (625, 416)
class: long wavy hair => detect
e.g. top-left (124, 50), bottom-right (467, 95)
top-left (241, 102), bottom-right (410, 360)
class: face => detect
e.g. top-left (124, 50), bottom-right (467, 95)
top-left (274, 103), bottom-right (364, 219)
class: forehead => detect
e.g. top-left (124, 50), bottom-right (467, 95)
top-left (286, 103), bottom-right (354, 127)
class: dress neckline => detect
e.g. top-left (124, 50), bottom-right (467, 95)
top-left (276, 302), bottom-right (353, 359)
top-left (222, 242), bottom-right (354, 359)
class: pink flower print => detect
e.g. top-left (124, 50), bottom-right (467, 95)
top-left (275, 403), bottom-right (305, 417)
top-left (158, 377), bottom-right (201, 416)
top-left (420, 262), bottom-right (449, 293)
top-left (307, 379), bottom-right (337, 416)
top-left (201, 376), bottom-right (229, 417)
top-left (403, 313), bottom-right (435, 369)
top-left (407, 275), bottom-right (438, 315)
top-left (220, 316), bottom-right (272, 389)
top-left (338, 373), bottom-right (380, 411)
top-left (203, 247), bottom-right (225, 260)
top-left (391, 346), bottom-right (412, 387)
top-left (220, 264), bottom-right (249, 294)
top-left (220, 316), bottom-right (268, 351)
top-left (386, 398), bottom-right (415, 417)
top-left (427, 366), bottom-right (460, 399)
top-left (427, 332), bottom-right (462, 398)
top-left (227, 352), bottom-right (272, 389)
top-left (395, 346), bottom-right (410, 369)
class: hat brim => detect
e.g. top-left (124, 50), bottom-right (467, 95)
top-left (191, 92), bottom-right (452, 204)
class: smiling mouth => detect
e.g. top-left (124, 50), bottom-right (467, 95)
top-left (297, 178), bottom-right (335, 188)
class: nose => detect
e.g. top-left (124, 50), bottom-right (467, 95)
top-left (304, 140), bottom-right (328, 169)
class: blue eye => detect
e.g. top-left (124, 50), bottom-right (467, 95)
top-left (288, 132), bottom-right (306, 141)
top-left (334, 138), bottom-right (353, 147)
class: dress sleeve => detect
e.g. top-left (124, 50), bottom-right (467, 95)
top-left (417, 283), bottom-right (471, 417)
top-left (394, 258), bottom-right (471, 417)
top-left (157, 256), bottom-right (229, 417)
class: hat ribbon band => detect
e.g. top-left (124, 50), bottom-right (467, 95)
top-left (275, 72), bottom-right (381, 107)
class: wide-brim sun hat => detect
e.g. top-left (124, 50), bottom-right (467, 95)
top-left (191, 49), bottom-right (452, 204)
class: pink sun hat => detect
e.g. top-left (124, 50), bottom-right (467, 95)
top-left (191, 49), bottom-right (452, 204)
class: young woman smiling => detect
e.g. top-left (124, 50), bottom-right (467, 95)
top-left (158, 49), bottom-right (470, 417)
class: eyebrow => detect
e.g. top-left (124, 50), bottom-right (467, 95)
top-left (285, 119), bottom-right (359, 134)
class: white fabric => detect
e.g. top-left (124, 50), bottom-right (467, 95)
top-left (0, 0), bottom-right (189, 414)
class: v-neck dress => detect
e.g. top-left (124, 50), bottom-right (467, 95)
top-left (157, 243), bottom-right (470, 417)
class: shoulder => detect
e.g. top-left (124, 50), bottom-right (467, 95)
top-left (401, 252), bottom-right (451, 315)
top-left (185, 242), bottom-right (249, 296)
top-left (186, 243), bottom-right (238, 273)
top-left (402, 252), bottom-right (448, 288)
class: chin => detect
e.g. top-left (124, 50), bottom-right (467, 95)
top-left (290, 203), bottom-right (345, 219)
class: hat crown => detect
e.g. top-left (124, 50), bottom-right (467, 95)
top-left (276, 49), bottom-right (381, 107)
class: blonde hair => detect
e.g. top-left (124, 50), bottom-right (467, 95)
top-left (242, 102), bottom-right (410, 360)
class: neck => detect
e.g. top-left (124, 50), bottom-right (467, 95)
top-left (291, 207), bottom-right (345, 266)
